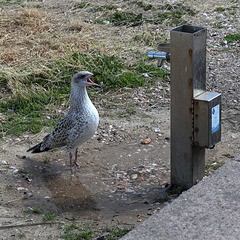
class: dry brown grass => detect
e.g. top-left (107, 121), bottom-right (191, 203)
top-left (0, 8), bottom-right (49, 65)
top-left (0, 6), bottom-right (95, 71)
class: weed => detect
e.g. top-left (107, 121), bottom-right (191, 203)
top-left (93, 4), bottom-right (117, 12)
top-left (141, 113), bottom-right (151, 118)
top-left (0, 72), bottom-right (8, 85)
top-left (0, 147), bottom-right (7, 154)
top-left (62, 222), bottom-right (93, 240)
top-left (31, 208), bottom-right (42, 214)
top-left (126, 107), bottom-right (136, 115)
top-left (42, 211), bottom-right (55, 221)
top-left (133, 34), bottom-right (144, 42)
top-left (74, 2), bottom-right (90, 9)
top-left (33, 4), bottom-right (42, 9)
top-left (224, 32), bottom-right (240, 43)
top-left (43, 157), bottom-right (51, 164)
top-left (214, 164), bottom-right (224, 170)
top-left (213, 22), bottom-right (223, 28)
top-left (205, 163), bottom-right (211, 169)
top-left (18, 169), bottom-right (28, 174)
top-left (18, 231), bottom-right (25, 239)
top-left (94, 19), bottom-right (105, 24)
top-left (24, 207), bottom-right (42, 214)
top-left (106, 227), bottom-right (132, 239)
top-left (117, 106), bottom-right (136, 118)
top-left (205, 161), bottom-right (224, 171)
top-left (214, 7), bottom-right (225, 12)
top-left (135, 1), bottom-right (153, 11)
top-left (229, 10), bottom-right (236, 15)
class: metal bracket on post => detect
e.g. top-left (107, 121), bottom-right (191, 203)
top-left (148, 43), bottom-right (170, 67)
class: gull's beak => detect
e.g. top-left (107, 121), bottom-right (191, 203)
top-left (86, 73), bottom-right (102, 88)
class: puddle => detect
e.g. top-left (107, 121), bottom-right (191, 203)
top-left (44, 175), bottom-right (96, 215)
top-left (42, 173), bottom-right (167, 221)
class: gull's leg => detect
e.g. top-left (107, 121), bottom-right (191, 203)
top-left (69, 152), bottom-right (73, 174)
top-left (73, 148), bottom-right (79, 170)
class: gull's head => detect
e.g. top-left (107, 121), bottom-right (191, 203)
top-left (72, 71), bottom-right (101, 88)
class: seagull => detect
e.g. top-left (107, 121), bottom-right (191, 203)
top-left (27, 71), bottom-right (101, 173)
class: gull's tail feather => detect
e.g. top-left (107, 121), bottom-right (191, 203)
top-left (27, 134), bottom-right (51, 153)
top-left (27, 142), bottom-right (50, 153)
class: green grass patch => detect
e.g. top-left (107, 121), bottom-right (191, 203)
top-left (42, 211), bottom-right (55, 222)
top-left (0, 53), bottom-right (166, 136)
top-left (150, 4), bottom-right (197, 26)
top-left (62, 222), bottom-right (93, 240)
top-left (108, 12), bottom-right (143, 26)
top-left (0, 0), bottom-right (24, 6)
top-left (93, 4), bottom-right (117, 12)
top-left (0, 111), bottom-right (58, 136)
top-left (95, 3), bottom-right (196, 27)
top-left (134, 1), bottom-right (153, 11)
top-left (106, 227), bottom-right (132, 239)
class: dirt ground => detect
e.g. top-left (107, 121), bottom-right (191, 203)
top-left (0, 0), bottom-right (239, 239)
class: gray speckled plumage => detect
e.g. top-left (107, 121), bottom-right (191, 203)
top-left (27, 71), bottom-right (100, 172)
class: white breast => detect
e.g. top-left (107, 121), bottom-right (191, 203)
top-left (70, 100), bottom-right (99, 150)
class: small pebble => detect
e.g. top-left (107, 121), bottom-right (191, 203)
top-left (131, 174), bottom-right (138, 180)
top-left (27, 192), bottom-right (33, 198)
top-left (141, 138), bottom-right (151, 144)
top-left (142, 73), bottom-right (149, 78)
